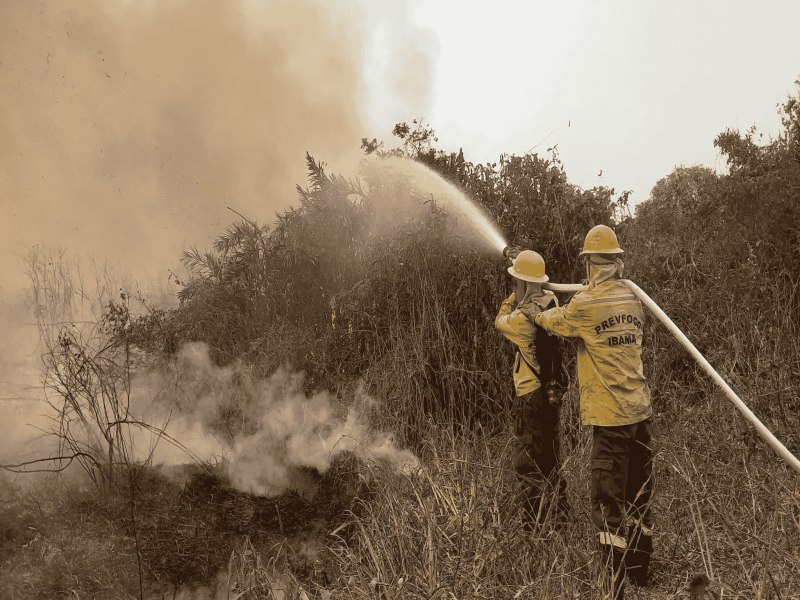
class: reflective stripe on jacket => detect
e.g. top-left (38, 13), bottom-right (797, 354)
top-left (535, 279), bottom-right (652, 426)
top-left (495, 290), bottom-right (558, 396)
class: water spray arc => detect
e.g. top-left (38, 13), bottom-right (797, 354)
top-left (362, 157), bottom-right (507, 254)
top-left (540, 279), bottom-right (800, 475)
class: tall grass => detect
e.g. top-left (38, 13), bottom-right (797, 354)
top-left (325, 414), bottom-right (799, 599)
top-left (329, 421), bottom-right (596, 600)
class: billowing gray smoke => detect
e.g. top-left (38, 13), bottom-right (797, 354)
top-left (132, 343), bottom-right (417, 495)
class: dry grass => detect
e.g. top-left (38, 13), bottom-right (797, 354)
top-left (3, 383), bottom-right (798, 599)
top-left (328, 422), bottom-right (597, 599)
top-left (0, 475), bottom-right (139, 599)
top-left (323, 408), bottom-right (799, 600)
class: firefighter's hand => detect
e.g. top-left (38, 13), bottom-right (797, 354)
top-left (503, 245), bottom-right (523, 262)
top-left (546, 384), bottom-right (562, 407)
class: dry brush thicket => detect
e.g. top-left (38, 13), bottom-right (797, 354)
top-left (2, 93), bottom-right (800, 598)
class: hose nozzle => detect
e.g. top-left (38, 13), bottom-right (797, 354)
top-left (503, 245), bottom-right (523, 261)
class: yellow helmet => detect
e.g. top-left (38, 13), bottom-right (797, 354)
top-left (579, 224), bottom-right (624, 255)
top-left (508, 250), bottom-right (549, 283)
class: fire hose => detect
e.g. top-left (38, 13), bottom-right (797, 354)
top-left (542, 280), bottom-right (800, 475)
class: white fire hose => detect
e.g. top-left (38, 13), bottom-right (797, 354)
top-left (543, 280), bottom-right (800, 475)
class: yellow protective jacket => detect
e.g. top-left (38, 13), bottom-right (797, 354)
top-left (535, 275), bottom-right (652, 426)
top-left (495, 290), bottom-right (560, 397)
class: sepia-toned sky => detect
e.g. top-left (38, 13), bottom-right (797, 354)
top-left (404, 0), bottom-right (800, 201)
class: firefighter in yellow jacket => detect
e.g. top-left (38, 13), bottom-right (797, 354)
top-left (495, 249), bottom-right (568, 531)
top-left (534, 225), bottom-right (654, 599)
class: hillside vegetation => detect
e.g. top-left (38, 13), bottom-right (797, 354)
top-left (2, 89), bottom-right (799, 599)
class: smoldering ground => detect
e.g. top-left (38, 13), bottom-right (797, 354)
top-left (131, 342), bottom-right (417, 496)
top-left (119, 343), bottom-right (416, 600)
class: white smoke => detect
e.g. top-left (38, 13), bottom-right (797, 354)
top-left (132, 343), bottom-right (416, 496)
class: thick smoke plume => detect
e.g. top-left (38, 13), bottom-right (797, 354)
top-left (0, 0), bottom-right (436, 288)
top-left (132, 343), bottom-right (417, 496)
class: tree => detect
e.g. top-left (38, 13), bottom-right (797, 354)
top-left (713, 83), bottom-right (800, 282)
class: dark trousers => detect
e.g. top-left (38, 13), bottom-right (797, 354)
top-left (514, 388), bottom-right (567, 527)
top-left (591, 418), bottom-right (654, 545)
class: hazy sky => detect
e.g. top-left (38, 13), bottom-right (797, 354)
top-left (368, 0), bottom-right (800, 203)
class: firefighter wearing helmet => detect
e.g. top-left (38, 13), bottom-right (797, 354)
top-left (534, 225), bottom-right (654, 599)
top-left (495, 249), bottom-right (568, 531)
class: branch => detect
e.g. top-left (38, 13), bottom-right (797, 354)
top-left (0, 452), bottom-right (97, 474)
top-left (104, 418), bottom-right (216, 471)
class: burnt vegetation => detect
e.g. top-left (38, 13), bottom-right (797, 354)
top-left (2, 88), bottom-right (800, 598)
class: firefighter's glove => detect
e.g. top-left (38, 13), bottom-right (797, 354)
top-left (503, 245), bottom-right (523, 264)
top-left (546, 384), bottom-right (562, 407)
